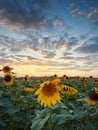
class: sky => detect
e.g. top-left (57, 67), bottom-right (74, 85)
top-left (0, 0), bottom-right (98, 77)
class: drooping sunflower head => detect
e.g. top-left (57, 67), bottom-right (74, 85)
top-left (61, 85), bottom-right (78, 95)
top-left (4, 73), bottom-right (14, 85)
top-left (35, 78), bottom-right (61, 107)
top-left (2, 65), bottom-right (12, 73)
top-left (86, 89), bottom-right (98, 105)
top-left (24, 75), bottom-right (30, 81)
top-left (24, 86), bottom-right (34, 93)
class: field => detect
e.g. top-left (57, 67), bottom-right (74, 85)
top-left (0, 74), bottom-right (98, 130)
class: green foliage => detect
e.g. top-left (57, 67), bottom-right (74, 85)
top-left (0, 77), bottom-right (98, 130)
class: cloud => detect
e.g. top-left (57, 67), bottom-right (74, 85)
top-left (74, 33), bottom-right (98, 54)
top-left (87, 7), bottom-right (98, 17)
top-left (87, 7), bottom-right (98, 26)
top-left (85, 54), bottom-right (98, 63)
top-left (75, 43), bottom-right (98, 53)
top-left (91, 18), bottom-right (98, 25)
top-left (60, 56), bottom-right (74, 60)
top-left (0, 58), bottom-right (14, 64)
top-left (0, 0), bottom-right (50, 27)
top-left (53, 19), bottom-right (64, 26)
top-left (42, 51), bottom-right (56, 59)
top-left (67, 36), bottom-right (78, 46)
top-left (68, 3), bottom-right (85, 17)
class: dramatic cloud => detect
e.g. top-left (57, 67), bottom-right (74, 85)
top-left (0, 0), bottom-right (52, 30)
top-left (0, 0), bottom-right (98, 77)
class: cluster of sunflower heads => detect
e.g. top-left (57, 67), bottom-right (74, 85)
top-left (35, 78), bottom-right (78, 107)
top-left (1, 66), bottom-right (14, 86)
top-left (63, 74), bottom-right (69, 80)
top-left (86, 87), bottom-right (98, 105)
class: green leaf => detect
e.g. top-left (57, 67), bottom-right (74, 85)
top-left (0, 117), bottom-right (7, 127)
top-left (13, 111), bottom-right (27, 122)
top-left (0, 91), bottom-right (3, 97)
top-left (0, 99), bottom-right (12, 108)
top-left (54, 126), bottom-right (63, 130)
top-left (31, 114), bottom-right (50, 130)
top-left (34, 108), bottom-right (49, 118)
top-left (7, 107), bottom-right (20, 116)
top-left (51, 112), bottom-right (72, 125)
top-left (57, 113), bottom-right (72, 125)
top-left (58, 102), bottom-right (68, 109)
top-left (85, 125), bottom-right (95, 130)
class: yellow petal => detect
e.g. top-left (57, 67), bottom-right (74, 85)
top-left (52, 78), bottom-right (60, 85)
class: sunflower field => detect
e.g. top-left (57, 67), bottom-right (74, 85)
top-left (0, 66), bottom-right (98, 130)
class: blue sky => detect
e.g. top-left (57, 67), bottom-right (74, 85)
top-left (0, 0), bottom-right (98, 77)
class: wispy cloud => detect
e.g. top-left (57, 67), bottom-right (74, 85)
top-left (91, 18), bottom-right (98, 25)
top-left (87, 7), bottom-right (98, 17)
top-left (75, 43), bottom-right (98, 53)
top-left (68, 3), bottom-right (85, 17)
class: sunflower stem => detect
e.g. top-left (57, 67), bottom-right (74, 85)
top-left (48, 107), bottom-right (52, 130)
top-left (66, 95), bottom-right (69, 102)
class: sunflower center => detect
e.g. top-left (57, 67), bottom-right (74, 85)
top-left (25, 77), bottom-right (28, 80)
top-left (42, 83), bottom-right (57, 96)
top-left (4, 75), bottom-right (11, 82)
top-left (63, 87), bottom-right (69, 91)
top-left (4, 67), bottom-right (10, 72)
top-left (90, 92), bottom-right (98, 101)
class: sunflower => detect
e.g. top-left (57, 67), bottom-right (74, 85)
top-left (24, 86), bottom-right (34, 92)
top-left (24, 75), bottom-right (30, 81)
top-left (61, 85), bottom-right (77, 95)
top-left (53, 74), bottom-right (58, 78)
top-left (35, 78), bottom-right (61, 107)
top-left (2, 65), bottom-right (12, 73)
top-left (82, 77), bottom-right (86, 81)
top-left (93, 79), bottom-right (98, 84)
top-left (4, 73), bottom-right (14, 85)
top-left (83, 79), bottom-right (88, 83)
top-left (75, 76), bottom-right (80, 80)
top-left (36, 80), bottom-right (41, 85)
top-left (63, 74), bottom-right (66, 78)
top-left (64, 76), bottom-right (69, 80)
top-left (86, 90), bottom-right (98, 105)
top-left (89, 76), bottom-right (93, 79)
